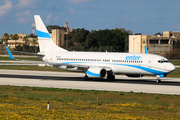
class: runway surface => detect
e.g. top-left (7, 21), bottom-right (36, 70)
top-left (0, 69), bottom-right (180, 95)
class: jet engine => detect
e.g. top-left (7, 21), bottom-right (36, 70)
top-left (86, 67), bottom-right (106, 78)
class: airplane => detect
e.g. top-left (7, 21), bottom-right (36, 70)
top-left (5, 15), bottom-right (175, 83)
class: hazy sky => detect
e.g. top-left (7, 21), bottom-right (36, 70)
top-left (0, 0), bottom-right (180, 36)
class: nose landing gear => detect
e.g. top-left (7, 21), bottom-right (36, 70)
top-left (156, 78), bottom-right (161, 83)
top-left (156, 75), bottom-right (164, 83)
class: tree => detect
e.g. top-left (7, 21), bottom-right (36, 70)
top-left (46, 25), bottom-right (66, 33)
top-left (85, 32), bottom-right (98, 49)
top-left (66, 28), bottom-right (90, 50)
top-left (14, 44), bottom-right (39, 53)
top-left (134, 33), bottom-right (142, 35)
top-left (32, 39), bottom-right (38, 46)
top-left (32, 39), bottom-right (38, 53)
top-left (85, 28), bottom-right (130, 52)
top-left (0, 39), bottom-right (2, 44)
top-left (66, 28), bottom-right (130, 52)
top-left (3, 33), bottom-right (9, 46)
top-left (23, 36), bottom-right (29, 45)
top-left (11, 33), bottom-right (19, 40)
top-left (154, 32), bottom-right (162, 36)
top-left (27, 33), bottom-right (37, 38)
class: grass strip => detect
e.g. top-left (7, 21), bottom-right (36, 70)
top-left (167, 68), bottom-right (180, 78)
top-left (0, 85), bottom-right (179, 119)
top-left (170, 60), bottom-right (180, 66)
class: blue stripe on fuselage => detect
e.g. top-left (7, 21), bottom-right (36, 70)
top-left (61, 62), bottom-right (167, 75)
top-left (112, 63), bottom-right (167, 75)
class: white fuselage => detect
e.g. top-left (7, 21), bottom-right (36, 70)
top-left (41, 51), bottom-right (175, 76)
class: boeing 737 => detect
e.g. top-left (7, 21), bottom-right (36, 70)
top-left (5, 15), bottom-right (175, 83)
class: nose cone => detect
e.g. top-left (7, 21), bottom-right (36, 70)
top-left (167, 64), bottom-right (176, 72)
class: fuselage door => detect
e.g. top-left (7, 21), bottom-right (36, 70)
top-left (148, 58), bottom-right (152, 68)
top-left (50, 55), bottom-right (53, 61)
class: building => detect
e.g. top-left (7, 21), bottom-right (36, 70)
top-left (0, 44), bottom-right (5, 54)
top-left (0, 36), bottom-right (3, 42)
top-left (49, 21), bottom-right (73, 47)
top-left (3, 34), bottom-right (27, 49)
top-left (2, 33), bottom-right (38, 49)
top-left (50, 29), bottom-right (66, 47)
top-left (129, 31), bottom-right (180, 55)
top-left (2, 21), bottom-right (72, 50)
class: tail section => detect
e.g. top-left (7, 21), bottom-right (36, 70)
top-left (34, 15), bottom-right (68, 52)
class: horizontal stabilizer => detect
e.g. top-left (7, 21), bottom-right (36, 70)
top-left (5, 46), bottom-right (47, 64)
top-left (5, 46), bottom-right (16, 60)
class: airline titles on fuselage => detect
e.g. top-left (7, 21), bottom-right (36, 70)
top-left (56, 55), bottom-right (143, 63)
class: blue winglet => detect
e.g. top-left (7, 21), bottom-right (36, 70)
top-left (144, 46), bottom-right (148, 54)
top-left (5, 46), bottom-right (16, 60)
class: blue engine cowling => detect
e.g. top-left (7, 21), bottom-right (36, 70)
top-left (86, 67), bottom-right (106, 78)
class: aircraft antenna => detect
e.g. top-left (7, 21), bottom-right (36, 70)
top-left (32, 21), bottom-right (35, 35)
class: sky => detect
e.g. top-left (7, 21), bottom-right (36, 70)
top-left (0, 0), bottom-right (180, 36)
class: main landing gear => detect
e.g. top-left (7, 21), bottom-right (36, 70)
top-left (84, 75), bottom-right (92, 80)
top-left (84, 74), bottom-right (115, 80)
top-left (107, 74), bottom-right (115, 81)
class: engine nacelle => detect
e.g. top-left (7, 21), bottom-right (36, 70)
top-left (126, 74), bottom-right (144, 77)
top-left (86, 67), bottom-right (106, 78)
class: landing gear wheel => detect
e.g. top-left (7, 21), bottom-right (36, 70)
top-left (107, 75), bottom-right (115, 80)
top-left (111, 75), bottom-right (115, 80)
top-left (156, 79), bottom-right (161, 83)
top-left (84, 75), bottom-right (89, 80)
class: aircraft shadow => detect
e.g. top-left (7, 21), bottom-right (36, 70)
top-left (0, 74), bottom-right (180, 86)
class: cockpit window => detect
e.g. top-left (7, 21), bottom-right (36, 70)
top-left (163, 60), bottom-right (169, 63)
top-left (158, 59), bottom-right (170, 63)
